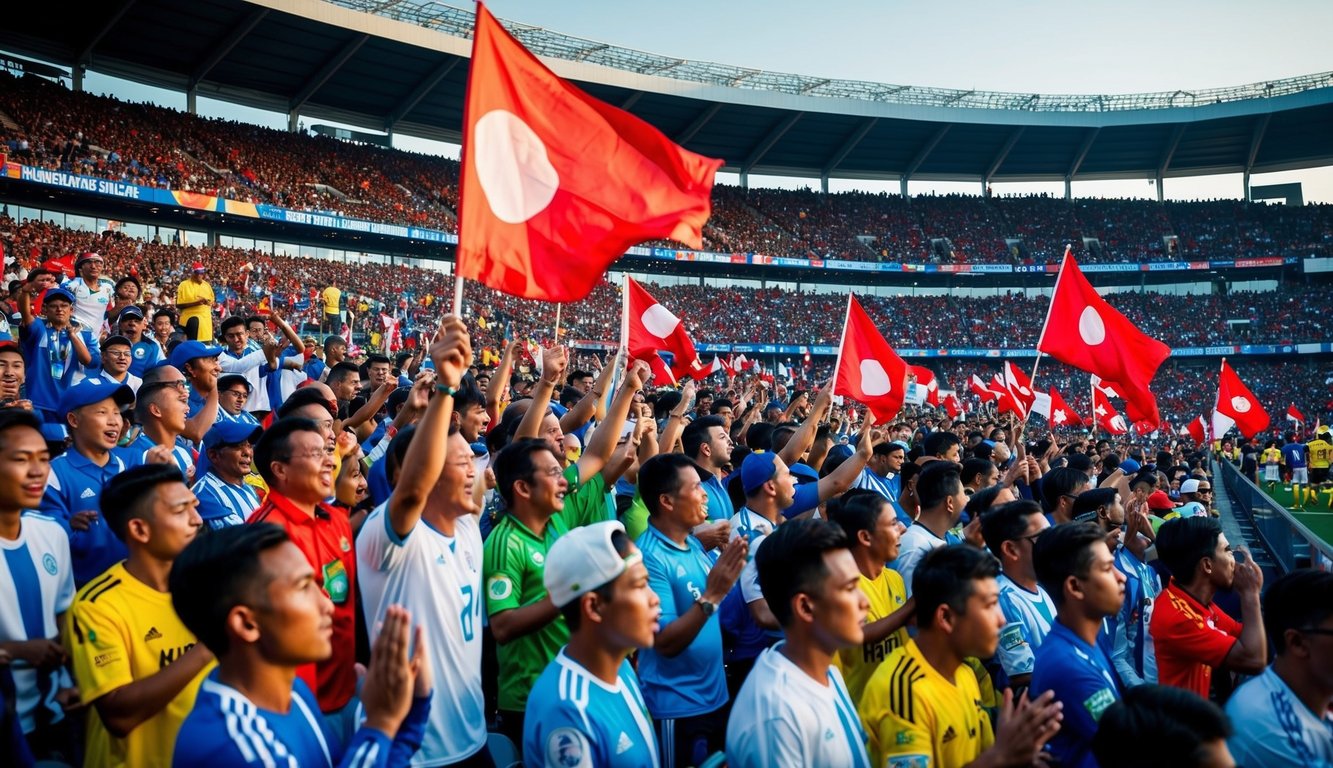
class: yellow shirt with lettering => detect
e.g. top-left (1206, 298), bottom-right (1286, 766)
top-left (834, 567), bottom-right (909, 703)
top-left (1307, 439), bottom-right (1333, 470)
top-left (322, 286), bottom-right (342, 314)
top-left (67, 563), bottom-right (213, 768)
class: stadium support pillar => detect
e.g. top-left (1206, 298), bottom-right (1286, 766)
top-left (288, 111), bottom-right (299, 133)
top-left (1155, 174), bottom-right (1164, 203)
top-left (820, 174), bottom-right (828, 194)
top-left (186, 88), bottom-right (197, 115)
top-left (739, 171), bottom-right (749, 190)
top-left (73, 66), bottom-right (84, 92)
top-left (1243, 170), bottom-right (1251, 201)
top-left (1064, 177), bottom-right (1072, 201)
top-left (900, 178), bottom-right (909, 199)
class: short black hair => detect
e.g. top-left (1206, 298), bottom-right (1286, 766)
top-left (980, 499), bottom-right (1043, 557)
top-left (961, 458), bottom-right (996, 487)
top-left (1040, 467), bottom-right (1091, 514)
top-left (560, 529), bottom-right (634, 632)
top-left (566, 369), bottom-right (592, 386)
top-left (827, 489), bottom-right (890, 546)
top-left (1032, 522), bottom-right (1108, 605)
top-left (170, 522), bottom-right (291, 656)
top-left (1154, 516), bottom-right (1224, 582)
top-left (1262, 568), bottom-right (1333, 655)
top-left (101, 464), bottom-right (187, 543)
top-left (745, 422), bottom-right (775, 452)
top-left (638, 453), bottom-right (704, 517)
top-left (755, 518), bottom-right (849, 628)
top-left (277, 387), bottom-right (335, 420)
top-left (492, 438), bottom-right (558, 507)
top-left (963, 484), bottom-right (1008, 521)
top-left (152, 309), bottom-right (176, 324)
top-left (916, 461), bottom-right (963, 511)
top-left (912, 544), bottom-right (1000, 627)
top-left (219, 316), bottom-right (246, 336)
top-left (709, 398), bottom-right (734, 414)
top-left (0, 409), bottom-right (43, 450)
top-left (681, 415), bottom-right (725, 459)
top-left (253, 417), bottom-right (324, 485)
top-left (1091, 684), bottom-right (1230, 768)
top-left (453, 383), bottom-right (487, 417)
top-left (923, 431), bottom-right (961, 457)
top-left (557, 385), bottom-right (583, 409)
top-left (326, 362), bottom-right (360, 387)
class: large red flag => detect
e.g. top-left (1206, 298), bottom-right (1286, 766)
top-left (1092, 386), bottom-right (1129, 435)
top-left (1037, 249), bottom-right (1170, 427)
top-left (624, 277), bottom-right (702, 384)
top-left (908, 365), bottom-right (940, 406)
top-left (1213, 360), bottom-right (1270, 439)
top-left (833, 295), bottom-right (909, 423)
top-left (457, 4), bottom-right (723, 301)
top-left (1003, 360), bottom-right (1037, 416)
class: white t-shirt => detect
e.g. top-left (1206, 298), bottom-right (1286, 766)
top-left (890, 523), bottom-right (948, 597)
top-left (0, 513), bottom-right (75, 733)
top-left (726, 643), bottom-right (870, 768)
top-left (1226, 666), bottom-right (1333, 767)
top-left (220, 349), bottom-right (269, 413)
top-left (64, 277), bottom-right (115, 331)
top-left (996, 573), bottom-right (1056, 678)
top-left (356, 504), bottom-right (486, 765)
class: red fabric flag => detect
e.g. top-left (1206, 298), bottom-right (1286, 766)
top-left (1287, 404), bottom-right (1307, 424)
top-left (1213, 360), bottom-right (1270, 439)
top-left (1003, 360), bottom-right (1037, 416)
top-left (944, 393), bottom-right (963, 419)
top-left (1092, 387), bottom-right (1128, 435)
top-left (969, 374), bottom-right (997, 403)
top-left (690, 355), bottom-right (724, 382)
top-left (1037, 250), bottom-right (1170, 428)
top-left (833, 295), bottom-right (909, 423)
top-left (457, 4), bottom-right (723, 302)
top-left (908, 365), bottom-right (940, 406)
top-left (1187, 415), bottom-right (1207, 446)
top-left (991, 374), bottom-right (1026, 418)
top-left (624, 277), bottom-right (701, 384)
top-left (719, 355), bottom-right (736, 379)
top-left (1045, 386), bottom-right (1080, 428)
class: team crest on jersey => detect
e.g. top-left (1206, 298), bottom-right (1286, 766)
top-left (531, 551), bottom-right (545, 566)
top-left (895, 730), bottom-right (914, 745)
top-left (42, 553), bottom-right (57, 575)
top-left (488, 575), bottom-right (513, 601)
top-left (134, 348), bottom-right (145, 359)
top-left (546, 728), bottom-right (589, 768)
top-left (340, 536), bottom-right (351, 552)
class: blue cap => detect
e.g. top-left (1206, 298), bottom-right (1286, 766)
top-left (59, 378), bottom-right (134, 418)
top-left (43, 286), bottom-right (76, 305)
top-left (203, 421), bottom-right (263, 450)
top-left (741, 452), bottom-right (779, 495)
top-left (789, 462), bottom-right (819, 484)
top-left (168, 340), bottom-right (224, 369)
top-left (1119, 458), bottom-right (1141, 474)
top-left (117, 305), bottom-right (145, 320)
top-left (765, 400), bottom-right (784, 412)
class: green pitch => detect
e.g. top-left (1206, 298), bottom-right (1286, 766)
top-left (1259, 482), bottom-right (1333, 546)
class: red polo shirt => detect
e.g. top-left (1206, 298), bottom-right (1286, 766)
top-left (1149, 579), bottom-right (1242, 699)
top-left (249, 489), bottom-right (357, 713)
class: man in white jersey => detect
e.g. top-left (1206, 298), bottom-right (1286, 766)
top-left (726, 518), bottom-right (870, 768)
top-left (356, 317), bottom-right (490, 767)
top-left (525, 521), bottom-right (662, 768)
top-left (1226, 568), bottom-right (1333, 766)
top-left (63, 253), bottom-right (115, 331)
top-left (980, 499), bottom-right (1055, 693)
top-left (891, 461), bottom-right (966, 595)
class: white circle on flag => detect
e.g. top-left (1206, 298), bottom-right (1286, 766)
top-left (859, 360), bottom-right (892, 397)
top-left (1078, 306), bottom-right (1106, 345)
top-left (641, 304), bottom-right (680, 338)
top-left (474, 109), bottom-right (560, 224)
top-left (1230, 396), bottom-right (1251, 413)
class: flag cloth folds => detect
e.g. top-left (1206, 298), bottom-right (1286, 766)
top-left (457, 4), bottom-right (723, 302)
top-left (1037, 249), bottom-right (1170, 428)
top-left (908, 365), bottom-right (940, 406)
top-left (943, 393), bottom-right (963, 419)
top-left (1092, 386), bottom-right (1128, 435)
top-left (624, 277), bottom-right (701, 384)
top-left (1287, 404), bottom-right (1307, 424)
top-left (991, 374), bottom-right (1026, 419)
top-left (969, 374), bottom-right (997, 403)
top-left (1186, 415), bottom-right (1207, 446)
top-left (833, 295), bottom-right (909, 423)
top-left (1213, 360), bottom-right (1270, 439)
top-left (1003, 360), bottom-right (1037, 416)
top-left (1041, 386), bottom-right (1081, 428)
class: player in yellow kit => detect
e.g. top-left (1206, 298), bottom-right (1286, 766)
top-left (1307, 427), bottom-right (1333, 507)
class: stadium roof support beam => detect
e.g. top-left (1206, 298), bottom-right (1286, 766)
top-left (289, 34), bottom-right (370, 119)
top-left (1065, 127), bottom-right (1100, 200)
top-left (190, 9), bottom-right (270, 92)
top-left (743, 112), bottom-right (805, 173)
top-left (822, 118), bottom-right (878, 178)
top-left (620, 92), bottom-right (642, 111)
top-left (985, 127), bottom-right (1025, 184)
top-left (901, 124), bottom-right (952, 197)
top-left (675, 103), bottom-right (722, 146)
top-left (1155, 123), bottom-right (1187, 202)
top-left (74, 0), bottom-right (138, 86)
top-left (1243, 113), bottom-right (1271, 200)
top-left (384, 57), bottom-right (459, 131)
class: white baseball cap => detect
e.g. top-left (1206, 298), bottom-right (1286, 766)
top-left (1180, 478), bottom-right (1201, 494)
top-left (544, 521), bottom-right (642, 609)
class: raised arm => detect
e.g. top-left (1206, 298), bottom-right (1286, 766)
top-left (658, 378), bottom-right (696, 456)
top-left (778, 379), bottom-right (832, 468)
top-left (816, 414), bottom-right (876, 501)
top-left (515, 346), bottom-right (567, 441)
top-left (558, 355), bottom-right (617, 435)
top-left (485, 340), bottom-right (522, 425)
top-left (575, 360), bottom-right (648, 484)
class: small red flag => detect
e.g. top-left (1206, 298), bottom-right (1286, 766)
top-left (1092, 387), bottom-right (1128, 435)
top-left (1287, 404), bottom-right (1307, 424)
top-left (991, 374), bottom-right (1026, 418)
top-left (1045, 386), bottom-right (1080, 428)
top-left (1213, 360), bottom-right (1270, 439)
top-left (1037, 249), bottom-right (1170, 428)
top-left (1003, 361), bottom-right (1037, 416)
top-left (833, 295), bottom-right (909, 423)
top-left (1187, 415), bottom-right (1207, 446)
top-left (908, 365), bottom-right (940, 406)
top-left (969, 374), bottom-right (997, 403)
top-left (944, 392), bottom-right (963, 419)
top-left (624, 277), bottom-right (701, 384)
top-left (457, 5), bottom-right (722, 302)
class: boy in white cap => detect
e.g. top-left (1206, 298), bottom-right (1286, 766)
top-left (524, 521), bottom-right (662, 768)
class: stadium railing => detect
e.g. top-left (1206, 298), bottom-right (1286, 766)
top-left (1216, 459), bottom-right (1333, 574)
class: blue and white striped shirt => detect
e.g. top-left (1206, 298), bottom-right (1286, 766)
top-left (192, 473), bottom-right (261, 530)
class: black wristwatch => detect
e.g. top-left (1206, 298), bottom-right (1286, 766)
top-left (695, 596), bottom-right (717, 617)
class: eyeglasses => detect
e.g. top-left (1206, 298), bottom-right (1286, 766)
top-left (1014, 531), bottom-right (1045, 544)
top-left (221, 389), bottom-right (249, 397)
top-left (103, 349), bottom-right (132, 358)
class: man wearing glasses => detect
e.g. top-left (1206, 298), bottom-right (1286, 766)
top-left (214, 373), bottom-right (260, 426)
top-left (94, 335), bottom-right (141, 393)
top-left (1177, 478), bottom-right (1211, 518)
top-left (979, 499), bottom-right (1055, 694)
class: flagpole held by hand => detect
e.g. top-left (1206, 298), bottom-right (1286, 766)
top-left (452, 275), bottom-right (465, 316)
top-left (553, 303), bottom-right (562, 341)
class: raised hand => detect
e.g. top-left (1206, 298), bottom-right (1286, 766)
top-left (429, 315), bottom-right (471, 388)
top-left (703, 536), bottom-right (748, 604)
top-left (990, 688), bottom-right (1063, 767)
top-left (359, 605), bottom-right (423, 739)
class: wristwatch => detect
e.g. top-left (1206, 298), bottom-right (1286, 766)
top-left (695, 596), bottom-right (717, 617)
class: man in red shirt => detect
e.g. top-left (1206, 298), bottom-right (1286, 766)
top-left (1149, 516), bottom-right (1266, 700)
top-left (248, 417), bottom-right (358, 738)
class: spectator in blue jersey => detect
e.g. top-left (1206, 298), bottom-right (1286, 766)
top-left (681, 415), bottom-right (736, 525)
top-left (192, 421), bottom-right (263, 530)
top-left (891, 460), bottom-right (967, 596)
top-left (117, 365), bottom-right (208, 482)
top-left (1030, 522), bottom-right (1127, 768)
top-left (0, 409), bottom-right (77, 763)
top-left (114, 306), bottom-right (161, 377)
top-left (1092, 685), bottom-right (1235, 768)
top-left (1281, 432), bottom-right (1310, 509)
top-left (170, 523), bottom-right (432, 768)
top-left (1107, 489), bottom-right (1161, 686)
top-left (525, 521), bottom-right (662, 768)
top-left (1225, 568), bottom-right (1333, 765)
top-left (214, 373), bottom-right (260, 426)
top-left (169, 339), bottom-right (224, 425)
top-left (217, 316), bottom-right (272, 413)
top-left (980, 499), bottom-right (1056, 694)
top-left (17, 283), bottom-right (97, 440)
top-left (327, 362), bottom-right (363, 419)
top-left (726, 518), bottom-right (871, 768)
top-left (851, 440), bottom-right (910, 525)
top-left (42, 377), bottom-right (134, 585)
top-left (635, 452), bottom-right (748, 768)
top-left (94, 335), bottom-right (140, 393)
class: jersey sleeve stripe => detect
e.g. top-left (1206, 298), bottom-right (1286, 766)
top-left (83, 578), bottom-right (122, 604)
top-left (76, 571), bottom-right (117, 601)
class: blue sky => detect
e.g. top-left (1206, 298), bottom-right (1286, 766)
top-left (79, 0), bottom-right (1333, 201)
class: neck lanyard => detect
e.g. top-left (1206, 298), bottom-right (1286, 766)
top-left (47, 326), bottom-right (71, 380)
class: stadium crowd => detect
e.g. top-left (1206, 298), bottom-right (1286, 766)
top-left (6, 72), bottom-right (1333, 265)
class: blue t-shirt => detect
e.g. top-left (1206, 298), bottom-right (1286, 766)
top-left (1031, 621), bottom-right (1123, 768)
top-left (524, 651), bottom-right (658, 768)
top-left (175, 669), bottom-right (430, 768)
top-left (1283, 443), bottom-right (1308, 471)
top-left (128, 339), bottom-right (162, 377)
top-left (702, 474), bottom-right (734, 522)
top-left (115, 433), bottom-right (196, 483)
top-left (1111, 545), bottom-right (1160, 687)
top-left (19, 319), bottom-right (100, 414)
top-left (635, 525), bottom-right (728, 719)
top-left (192, 472), bottom-right (261, 530)
top-left (40, 448), bottom-right (127, 586)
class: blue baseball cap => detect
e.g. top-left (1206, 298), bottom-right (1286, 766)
top-left (168, 340), bottom-right (224, 369)
top-left (117, 305), bottom-right (145, 320)
top-left (1119, 458), bottom-right (1142, 474)
top-left (43, 286), bottom-right (76, 305)
top-left (765, 400), bottom-right (784, 413)
top-left (741, 452), bottom-right (780, 496)
top-left (203, 421), bottom-right (263, 450)
top-left (789, 462), bottom-right (819, 484)
top-left (59, 378), bottom-right (134, 418)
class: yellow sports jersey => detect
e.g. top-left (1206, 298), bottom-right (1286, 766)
top-left (1308, 439), bottom-right (1333, 469)
top-left (322, 285), bottom-right (342, 314)
top-left (1261, 447), bottom-right (1283, 465)
top-left (836, 567), bottom-right (909, 702)
top-left (860, 639), bottom-right (995, 768)
top-left (175, 279), bottom-right (215, 341)
top-left (67, 563), bottom-right (213, 768)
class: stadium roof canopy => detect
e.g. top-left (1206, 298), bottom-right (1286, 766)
top-left (5, 0), bottom-right (1333, 186)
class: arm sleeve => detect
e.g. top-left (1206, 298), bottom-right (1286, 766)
top-left (1042, 668), bottom-right (1118, 750)
top-left (858, 673), bottom-right (936, 768)
top-left (220, 350), bottom-right (266, 373)
top-left (642, 548), bottom-right (683, 625)
top-left (383, 695), bottom-right (431, 768)
top-left (740, 535), bottom-right (767, 604)
top-left (482, 535), bottom-right (524, 617)
top-left (67, 600), bottom-right (133, 704)
top-left (1111, 596), bottom-right (1146, 688)
top-left (996, 593), bottom-right (1036, 678)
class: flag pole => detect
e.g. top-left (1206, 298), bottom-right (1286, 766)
top-left (452, 274), bottom-right (465, 316)
top-left (620, 273), bottom-right (630, 352)
top-left (1090, 373), bottom-right (1097, 440)
top-left (553, 303), bottom-right (562, 341)
top-left (1021, 351), bottom-right (1044, 432)
top-left (1035, 244), bottom-right (1072, 351)
top-left (831, 293), bottom-right (855, 406)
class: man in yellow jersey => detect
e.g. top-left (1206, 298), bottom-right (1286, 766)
top-left (1306, 427), bottom-right (1333, 506)
top-left (859, 544), bottom-right (1063, 768)
top-left (174, 262), bottom-right (214, 343)
top-left (828, 489), bottom-right (914, 702)
top-left (1260, 440), bottom-right (1283, 494)
top-left (67, 464), bottom-right (215, 768)
top-left (321, 279), bottom-right (342, 335)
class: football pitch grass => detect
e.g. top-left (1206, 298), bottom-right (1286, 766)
top-left (1259, 482), bottom-right (1333, 547)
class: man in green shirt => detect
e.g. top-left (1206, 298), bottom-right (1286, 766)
top-left (485, 351), bottom-right (648, 753)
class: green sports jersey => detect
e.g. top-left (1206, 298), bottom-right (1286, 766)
top-left (482, 463), bottom-right (610, 711)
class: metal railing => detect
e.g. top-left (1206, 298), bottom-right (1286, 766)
top-left (1217, 459), bottom-right (1333, 574)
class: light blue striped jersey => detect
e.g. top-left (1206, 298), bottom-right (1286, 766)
top-left (996, 572), bottom-right (1056, 679)
top-left (524, 651), bottom-right (658, 768)
top-left (192, 472), bottom-right (261, 530)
